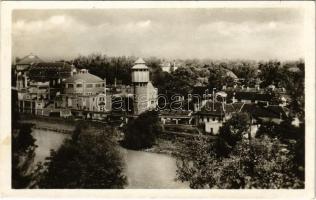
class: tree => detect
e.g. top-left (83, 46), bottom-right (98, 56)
top-left (12, 123), bottom-right (37, 188)
top-left (255, 119), bottom-right (305, 180)
top-left (258, 60), bottom-right (289, 88)
top-left (37, 125), bottom-right (127, 188)
top-left (283, 61), bottom-right (305, 120)
top-left (215, 112), bottom-right (250, 157)
top-left (170, 66), bottom-right (199, 96)
top-left (176, 135), bottom-right (304, 189)
top-left (230, 61), bottom-right (257, 86)
top-left (208, 67), bottom-right (235, 90)
top-left (123, 111), bottom-right (161, 150)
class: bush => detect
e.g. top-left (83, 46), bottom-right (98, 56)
top-left (123, 111), bottom-right (161, 150)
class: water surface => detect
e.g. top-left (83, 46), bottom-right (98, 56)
top-left (31, 129), bottom-right (188, 188)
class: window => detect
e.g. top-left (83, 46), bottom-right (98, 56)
top-left (86, 84), bottom-right (93, 88)
top-left (102, 83), bottom-right (105, 87)
top-left (68, 84), bottom-right (74, 88)
top-left (95, 84), bottom-right (101, 88)
top-left (213, 117), bottom-right (216, 121)
top-left (99, 97), bottom-right (105, 101)
top-left (76, 84), bottom-right (82, 88)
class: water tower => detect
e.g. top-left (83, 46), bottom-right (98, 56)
top-left (132, 58), bottom-right (149, 115)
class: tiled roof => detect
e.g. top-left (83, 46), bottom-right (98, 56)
top-left (29, 62), bottom-right (72, 80)
top-left (160, 109), bottom-right (192, 117)
top-left (135, 58), bottom-right (146, 64)
top-left (227, 91), bottom-right (271, 102)
top-left (30, 62), bottom-right (72, 70)
top-left (225, 70), bottom-right (238, 79)
top-left (198, 102), bottom-right (225, 116)
top-left (65, 72), bottom-right (104, 83)
top-left (132, 58), bottom-right (148, 69)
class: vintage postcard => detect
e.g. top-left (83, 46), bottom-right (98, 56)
top-left (0, 1), bottom-right (315, 199)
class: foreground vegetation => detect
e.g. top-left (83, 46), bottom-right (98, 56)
top-left (176, 113), bottom-right (304, 189)
top-left (36, 123), bottom-right (127, 188)
top-left (12, 123), bottom-right (37, 188)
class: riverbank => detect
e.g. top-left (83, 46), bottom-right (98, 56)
top-left (143, 138), bottom-right (183, 157)
top-left (19, 114), bottom-right (184, 157)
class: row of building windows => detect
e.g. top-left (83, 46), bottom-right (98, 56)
top-left (133, 69), bottom-right (148, 72)
top-left (66, 83), bottom-right (105, 89)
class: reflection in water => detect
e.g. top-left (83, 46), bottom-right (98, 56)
top-left (31, 129), bottom-right (188, 189)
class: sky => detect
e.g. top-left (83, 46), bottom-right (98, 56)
top-left (12, 8), bottom-right (305, 61)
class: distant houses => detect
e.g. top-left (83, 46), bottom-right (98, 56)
top-left (160, 60), bottom-right (178, 73)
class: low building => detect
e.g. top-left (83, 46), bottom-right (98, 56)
top-left (159, 109), bottom-right (194, 125)
top-left (160, 60), bottom-right (178, 73)
top-left (195, 102), bottom-right (243, 134)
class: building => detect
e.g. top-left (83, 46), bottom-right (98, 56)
top-left (132, 58), bottom-right (158, 115)
top-left (17, 59), bottom-right (73, 115)
top-left (15, 54), bottom-right (43, 90)
top-left (195, 98), bottom-right (289, 136)
top-left (160, 60), bottom-right (178, 73)
top-left (60, 69), bottom-right (110, 116)
top-left (195, 101), bottom-right (243, 134)
top-left (160, 110), bottom-right (194, 125)
top-left (29, 62), bottom-right (72, 99)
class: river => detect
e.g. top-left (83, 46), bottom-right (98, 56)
top-left (31, 129), bottom-right (188, 189)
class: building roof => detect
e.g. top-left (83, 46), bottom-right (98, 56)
top-left (160, 109), bottom-right (192, 117)
top-left (65, 72), bottom-right (104, 83)
top-left (29, 62), bottom-right (72, 81)
top-left (16, 54), bottom-right (43, 65)
top-left (227, 91), bottom-right (271, 102)
top-left (197, 102), bottom-right (226, 116)
top-left (225, 70), bottom-right (238, 79)
top-left (197, 101), bottom-right (288, 120)
top-left (132, 58), bottom-right (148, 70)
top-left (135, 58), bottom-right (146, 64)
top-left (241, 104), bottom-right (288, 119)
top-left (30, 62), bottom-right (72, 70)
top-left (287, 66), bottom-right (300, 72)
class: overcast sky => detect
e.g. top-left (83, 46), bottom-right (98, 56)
top-left (12, 8), bottom-right (305, 61)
